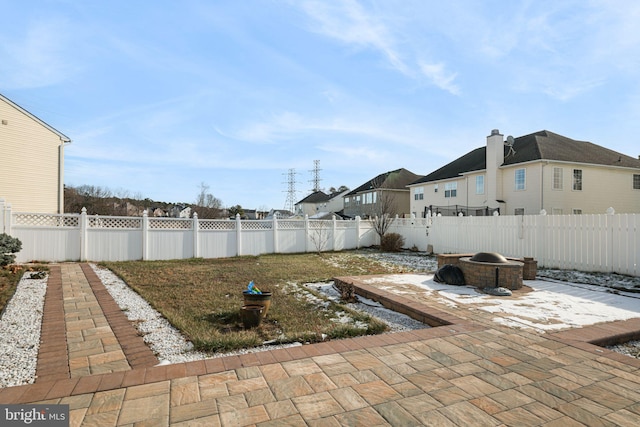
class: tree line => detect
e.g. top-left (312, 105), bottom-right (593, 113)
top-left (64, 182), bottom-right (229, 219)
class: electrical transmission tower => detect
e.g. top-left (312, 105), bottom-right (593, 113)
top-left (283, 168), bottom-right (299, 212)
top-left (309, 159), bottom-right (322, 192)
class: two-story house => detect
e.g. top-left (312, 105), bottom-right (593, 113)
top-left (408, 129), bottom-right (640, 216)
top-left (344, 168), bottom-right (421, 219)
top-left (0, 93), bottom-right (71, 213)
top-left (295, 189), bottom-right (349, 218)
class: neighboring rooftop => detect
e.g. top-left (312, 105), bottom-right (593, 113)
top-left (412, 130), bottom-right (640, 184)
top-left (347, 168), bottom-right (422, 195)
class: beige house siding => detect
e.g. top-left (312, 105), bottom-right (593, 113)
top-left (540, 162), bottom-right (640, 214)
top-left (410, 161), bottom-right (640, 216)
top-left (0, 95), bottom-right (70, 213)
top-left (500, 163), bottom-right (543, 215)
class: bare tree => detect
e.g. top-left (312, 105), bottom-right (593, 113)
top-left (194, 182), bottom-right (223, 218)
top-left (308, 217), bottom-right (332, 255)
top-left (366, 177), bottom-right (397, 240)
top-left (371, 190), bottom-right (396, 239)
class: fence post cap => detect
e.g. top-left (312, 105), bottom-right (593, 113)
top-left (606, 207), bottom-right (615, 215)
top-left (539, 209), bottom-right (547, 215)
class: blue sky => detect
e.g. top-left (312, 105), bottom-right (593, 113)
top-left (2, 1), bottom-right (640, 211)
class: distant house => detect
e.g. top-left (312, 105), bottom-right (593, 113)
top-left (152, 208), bottom-right (166, 217)
top-left (169, 205), bottom-right (192, 218)
top-left (265, 209), bottom-right (293, 220)
top-left (294, 189), bottom-right (349, 217)
top-left (343, 168), bottom-right (421, 219)
top-left (408, 129), bottom-right (640, 216)
top-left (242, 209), bottom-right (259, 220)
top-left (0, 93), bottom-right (71, 213)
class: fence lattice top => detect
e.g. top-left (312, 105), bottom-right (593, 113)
top-left (13, 213), bottom-right (79, 227)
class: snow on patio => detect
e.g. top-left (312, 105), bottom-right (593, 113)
top-left (362, 273), bottom-right (640, 333)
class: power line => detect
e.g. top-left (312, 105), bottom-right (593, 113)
top-left (309, 159), bottom-right (322, 192)
top-left (283, 168), bottom-right (300, 212)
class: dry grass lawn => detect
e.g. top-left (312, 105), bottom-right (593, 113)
top-left (102, 252), bottom-right (410, 352)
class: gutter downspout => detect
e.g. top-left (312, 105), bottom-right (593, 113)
top-left (59, 138), bottom-right (72, 214)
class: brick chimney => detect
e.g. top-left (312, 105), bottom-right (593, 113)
top-left (486, 129), bottom-right (504, 210)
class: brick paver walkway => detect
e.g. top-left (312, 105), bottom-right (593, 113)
top-left (1, 264), bottom-right (640, 426)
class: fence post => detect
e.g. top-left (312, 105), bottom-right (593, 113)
top-left (236, 214), bottom-right (242, 256)
top-left (332, 215), bottom-right (337, 251)
top-left (79, 208), bottom-right (87, 261)
top-left (355, 216), bottom-right (361, 249)
top-left (273, 216), bottom-right (278, 254)
top-left (0, 199), bottom-right (11, 235)
top-left (304, 214), bottom-right (310, 253)
top-left (142, 210), bottom-right (149, 261)
top-left (193, 212), bottom-right (199, 259)
top-left (606, 207), bottom-right (615, 273)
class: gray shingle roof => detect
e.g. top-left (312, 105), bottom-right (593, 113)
top-left (412, 130), bottom-right (640, 184)
top-left (296, 191), bottom-right (330, 204)
top-left (347, 168), bottom-right (421, 195)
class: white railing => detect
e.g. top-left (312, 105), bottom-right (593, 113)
top-left (1, 199), bottom-right (638, 276)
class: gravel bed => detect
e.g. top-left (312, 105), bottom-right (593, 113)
top-left (0, 271), bottom-right (47, 387)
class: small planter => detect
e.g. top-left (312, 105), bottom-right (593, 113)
top-left (240, 305), bottom-right (263, 328)
top-left (242, 291), bottom-right (272, 318)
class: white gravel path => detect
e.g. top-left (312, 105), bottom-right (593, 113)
top-left (0, 271), bottom-right (47, 387)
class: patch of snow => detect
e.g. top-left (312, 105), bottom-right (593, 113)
top-left (362, 273), bottom-right (640, 332)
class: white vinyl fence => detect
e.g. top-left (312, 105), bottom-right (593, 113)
top-left (388, 212), bottom-right (639, 276)
top-left (1, 199), bottom-right (638, 276)
top-left (0, 201), bottom-right (377, 263)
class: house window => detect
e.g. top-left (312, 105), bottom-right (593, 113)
top-left (515, 169), bottom-right (526, 190)
top-left (573, 209), bottom-right (582, 215)
top-left (414, 187), bottom-right (424, 200)
top-left (476, 175), bottom-right (484, 195)
top-left (514, 208), bottom-right (525, 215)
top-left (553, 167), bottom-right (563, 190)
top-left (634, 174), bottom-right (640, 190)
top-left (573, 169), bottom-right (582, 191)
top-left (355, 195), bottom-right (361, 205)
top-left (444, 182), bottom-right (457, 198)
top-left (365, 192), bottom-right (372, 204)
top-left (434, 184), bottom-right (438, 193)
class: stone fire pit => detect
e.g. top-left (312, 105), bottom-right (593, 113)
top-left (459, 252), bottom-right (524, 290)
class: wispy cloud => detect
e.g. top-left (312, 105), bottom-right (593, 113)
top-left (223, 110), bottom-right (431, 150)
top-left (0, 18), bottom-right (79, 89)
top-left (299, 0), bottom-right (409, 75)
top-left (418, 62), bottom-right (460, 95)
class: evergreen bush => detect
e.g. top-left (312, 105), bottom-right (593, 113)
top-left (0, 233), bottom-right (22, 267)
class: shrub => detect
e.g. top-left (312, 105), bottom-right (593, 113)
top-left (380, 232), bottom-right (405, 252)
top-left (0, 233), bottom-right (22, 267)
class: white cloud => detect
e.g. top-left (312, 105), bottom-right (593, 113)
top-left (418, 62), bottom-right (460, 96)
